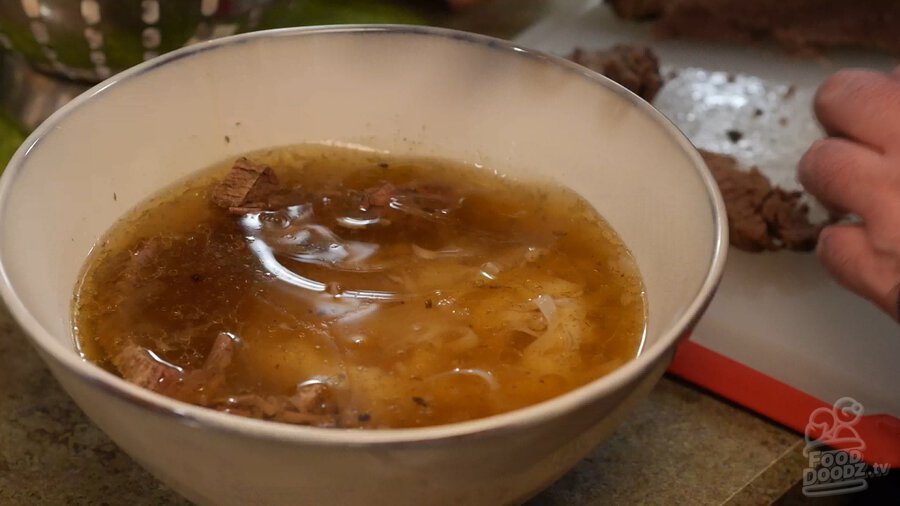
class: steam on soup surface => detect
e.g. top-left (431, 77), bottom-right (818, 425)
top-left (73, 145), bottom-right (645, 429)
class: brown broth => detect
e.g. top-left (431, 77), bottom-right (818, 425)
top-left (73, 145), bottom-right (646, 429)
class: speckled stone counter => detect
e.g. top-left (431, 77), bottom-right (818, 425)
top-left (0, 300), bottom-right (807, 505)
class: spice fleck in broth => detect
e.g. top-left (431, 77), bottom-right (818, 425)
top-left (73, 145), bottom-right (646, 429)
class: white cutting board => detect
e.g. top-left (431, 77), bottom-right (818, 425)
top-left (516, 0), bottom-right (900, 416)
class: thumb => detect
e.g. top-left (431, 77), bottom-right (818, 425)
top-left (817, 224), bottom-right (900, 321)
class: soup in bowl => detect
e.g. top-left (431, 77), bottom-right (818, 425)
top-left (74, 145), bottom-right (648, 429)
top-left (0, 26), bottom-right (726, 505)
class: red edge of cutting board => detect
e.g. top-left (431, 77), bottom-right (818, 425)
top-left (668, 339), bottom-right (899, 468)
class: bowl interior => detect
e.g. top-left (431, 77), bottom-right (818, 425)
top-left (0, 26), bottom-right (723, 432)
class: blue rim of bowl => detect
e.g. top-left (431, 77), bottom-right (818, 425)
top-left (0, 24), bottom-right (728, 447)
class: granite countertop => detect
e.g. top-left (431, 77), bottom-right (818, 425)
top-left (0, 1), bottom-right (814, 504)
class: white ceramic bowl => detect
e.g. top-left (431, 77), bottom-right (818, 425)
top-left (0, 26), bottom-right (726, 505)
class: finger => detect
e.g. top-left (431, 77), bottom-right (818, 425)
top-left (817, 224), bottom-right (900, 321)
top-left (798, 137), bottom-right (888, 218)
top-left (814, 69), bottom-right (900, 151)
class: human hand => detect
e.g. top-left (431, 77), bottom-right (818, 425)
top-left (799, 67), bottom-right (900, 322)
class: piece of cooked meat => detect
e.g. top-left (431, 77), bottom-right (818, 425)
top-left (761, 188), bottom-right (820, 251)
top-left (213, 383), bottom-right (339, 427)
top-left (700, 149), bottom-right (822, 252)
top-left (568, 45), bottom-right (664, 102)
top-left (113, 237), bottom-right (166, 297)
top-left (354, 181), bottom-right (462, 223)
top-left (112, 332), bottom-right (236, 405)
top-left (364, 182), bottom-right (399, 208)
top-left (211, 157), bottom-right (280, 213)
top-left (112, 345), bottom-right (184, 395)
top-left (702, 150), bottom-right (776, 252)
top-left (607, 0), bottom-right (900, 56)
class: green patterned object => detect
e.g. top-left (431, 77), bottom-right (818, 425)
top-left (261, 0), bottom-right (427, 27)
top-left (0, 0), bottom-right (277, 82)
top-left (0, 0), bottom-right (429, 83)
top-left (0, 113), bottom-right (25, 174)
